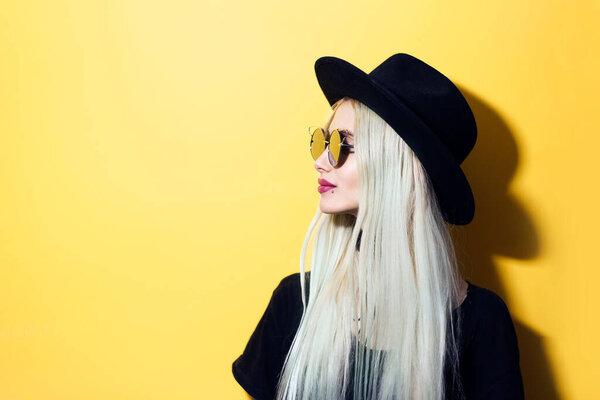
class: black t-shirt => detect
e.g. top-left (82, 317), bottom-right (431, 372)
top-left (232, 272), bottom-right (525, 399)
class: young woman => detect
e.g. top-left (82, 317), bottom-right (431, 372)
top-left (232, 53), bottom-right (525, 400)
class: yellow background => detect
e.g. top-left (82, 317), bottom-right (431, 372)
top-left (0, 0), bottom-right (598, 399)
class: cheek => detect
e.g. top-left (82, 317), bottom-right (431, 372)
top-left (342, 161), bottom-right (359, 192)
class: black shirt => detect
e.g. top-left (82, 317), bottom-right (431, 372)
top-left (232, 272), bottom-right (525, 399)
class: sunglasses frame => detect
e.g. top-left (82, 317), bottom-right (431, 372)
top-left (308, 126), bottom-right (355, 167)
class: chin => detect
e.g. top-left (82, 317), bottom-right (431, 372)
top-left (319, 202), bottom-right (358, 216)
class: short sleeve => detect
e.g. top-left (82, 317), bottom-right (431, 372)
top-left (232, 278), bottom-right (290, 400)
top-left (462, 292), bottom-right (525, 399)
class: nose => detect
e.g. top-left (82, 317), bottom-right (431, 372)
top-left (314, 146), bottom-right (332, 172)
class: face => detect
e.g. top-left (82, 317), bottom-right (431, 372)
top-left (314, 100), bottom-right (359, 217)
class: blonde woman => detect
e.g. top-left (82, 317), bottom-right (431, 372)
top-left (232, 53), bottom-right (524, 399)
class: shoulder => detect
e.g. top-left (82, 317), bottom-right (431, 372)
top-left (267, 272), bottom-right (309, 339)
top-left (275, 271), bottom-right (303, 290)
top-left (461, 281), bottom-right (520, 357)
top-left (272, 271), bottom-right (310, 301)
top-left (465, 281), bottom-right (515, 326)
top-left (459, 282), bottom-right (525, 398)
top-left (276, 271), bottom-right (310, 287)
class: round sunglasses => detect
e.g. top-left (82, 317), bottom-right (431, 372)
top-left (309, 126), bottom-right (355, 167)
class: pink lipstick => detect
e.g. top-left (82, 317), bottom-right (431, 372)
top-left (318, 178), bottom-right (336, 193)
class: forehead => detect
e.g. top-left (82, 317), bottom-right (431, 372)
top-left (328, 101), bottom-right (355, 136)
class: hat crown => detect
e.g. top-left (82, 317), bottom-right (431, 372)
top-left (368, 53), bottom-right (477, 164)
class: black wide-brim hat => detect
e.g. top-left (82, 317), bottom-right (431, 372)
top-left (314, 53), bottom-right (477, 225)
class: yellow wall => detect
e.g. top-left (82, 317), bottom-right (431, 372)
top-left (0, 0), bottom-right (597, 398)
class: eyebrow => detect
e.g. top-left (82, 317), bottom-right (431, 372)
top-left (329, 128), bottom-right (354, 137)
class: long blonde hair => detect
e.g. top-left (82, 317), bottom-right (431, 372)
top-left (276, 97), bottom-right (465, 399)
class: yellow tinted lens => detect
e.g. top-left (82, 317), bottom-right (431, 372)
top-left (329, 129), bottom-right (342, 164)
top-left (310, 127), bottom-right (326, 160)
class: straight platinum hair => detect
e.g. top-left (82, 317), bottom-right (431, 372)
top-left (276, 97), bottom-right (465, 400)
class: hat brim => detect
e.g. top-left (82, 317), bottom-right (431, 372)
top-left (315, 56), bottom-right (474, 225)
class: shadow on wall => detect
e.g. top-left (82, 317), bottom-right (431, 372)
top-left (451, 87), bottom-right (559, 400)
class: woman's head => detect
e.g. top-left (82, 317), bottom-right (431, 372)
top-left (315, 95), bottom-right (440, 230)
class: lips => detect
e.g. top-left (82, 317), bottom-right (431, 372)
top-left (318, 178), bottom-right (336, 194)
top-left (318, 178), bottom-right (336, 187)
